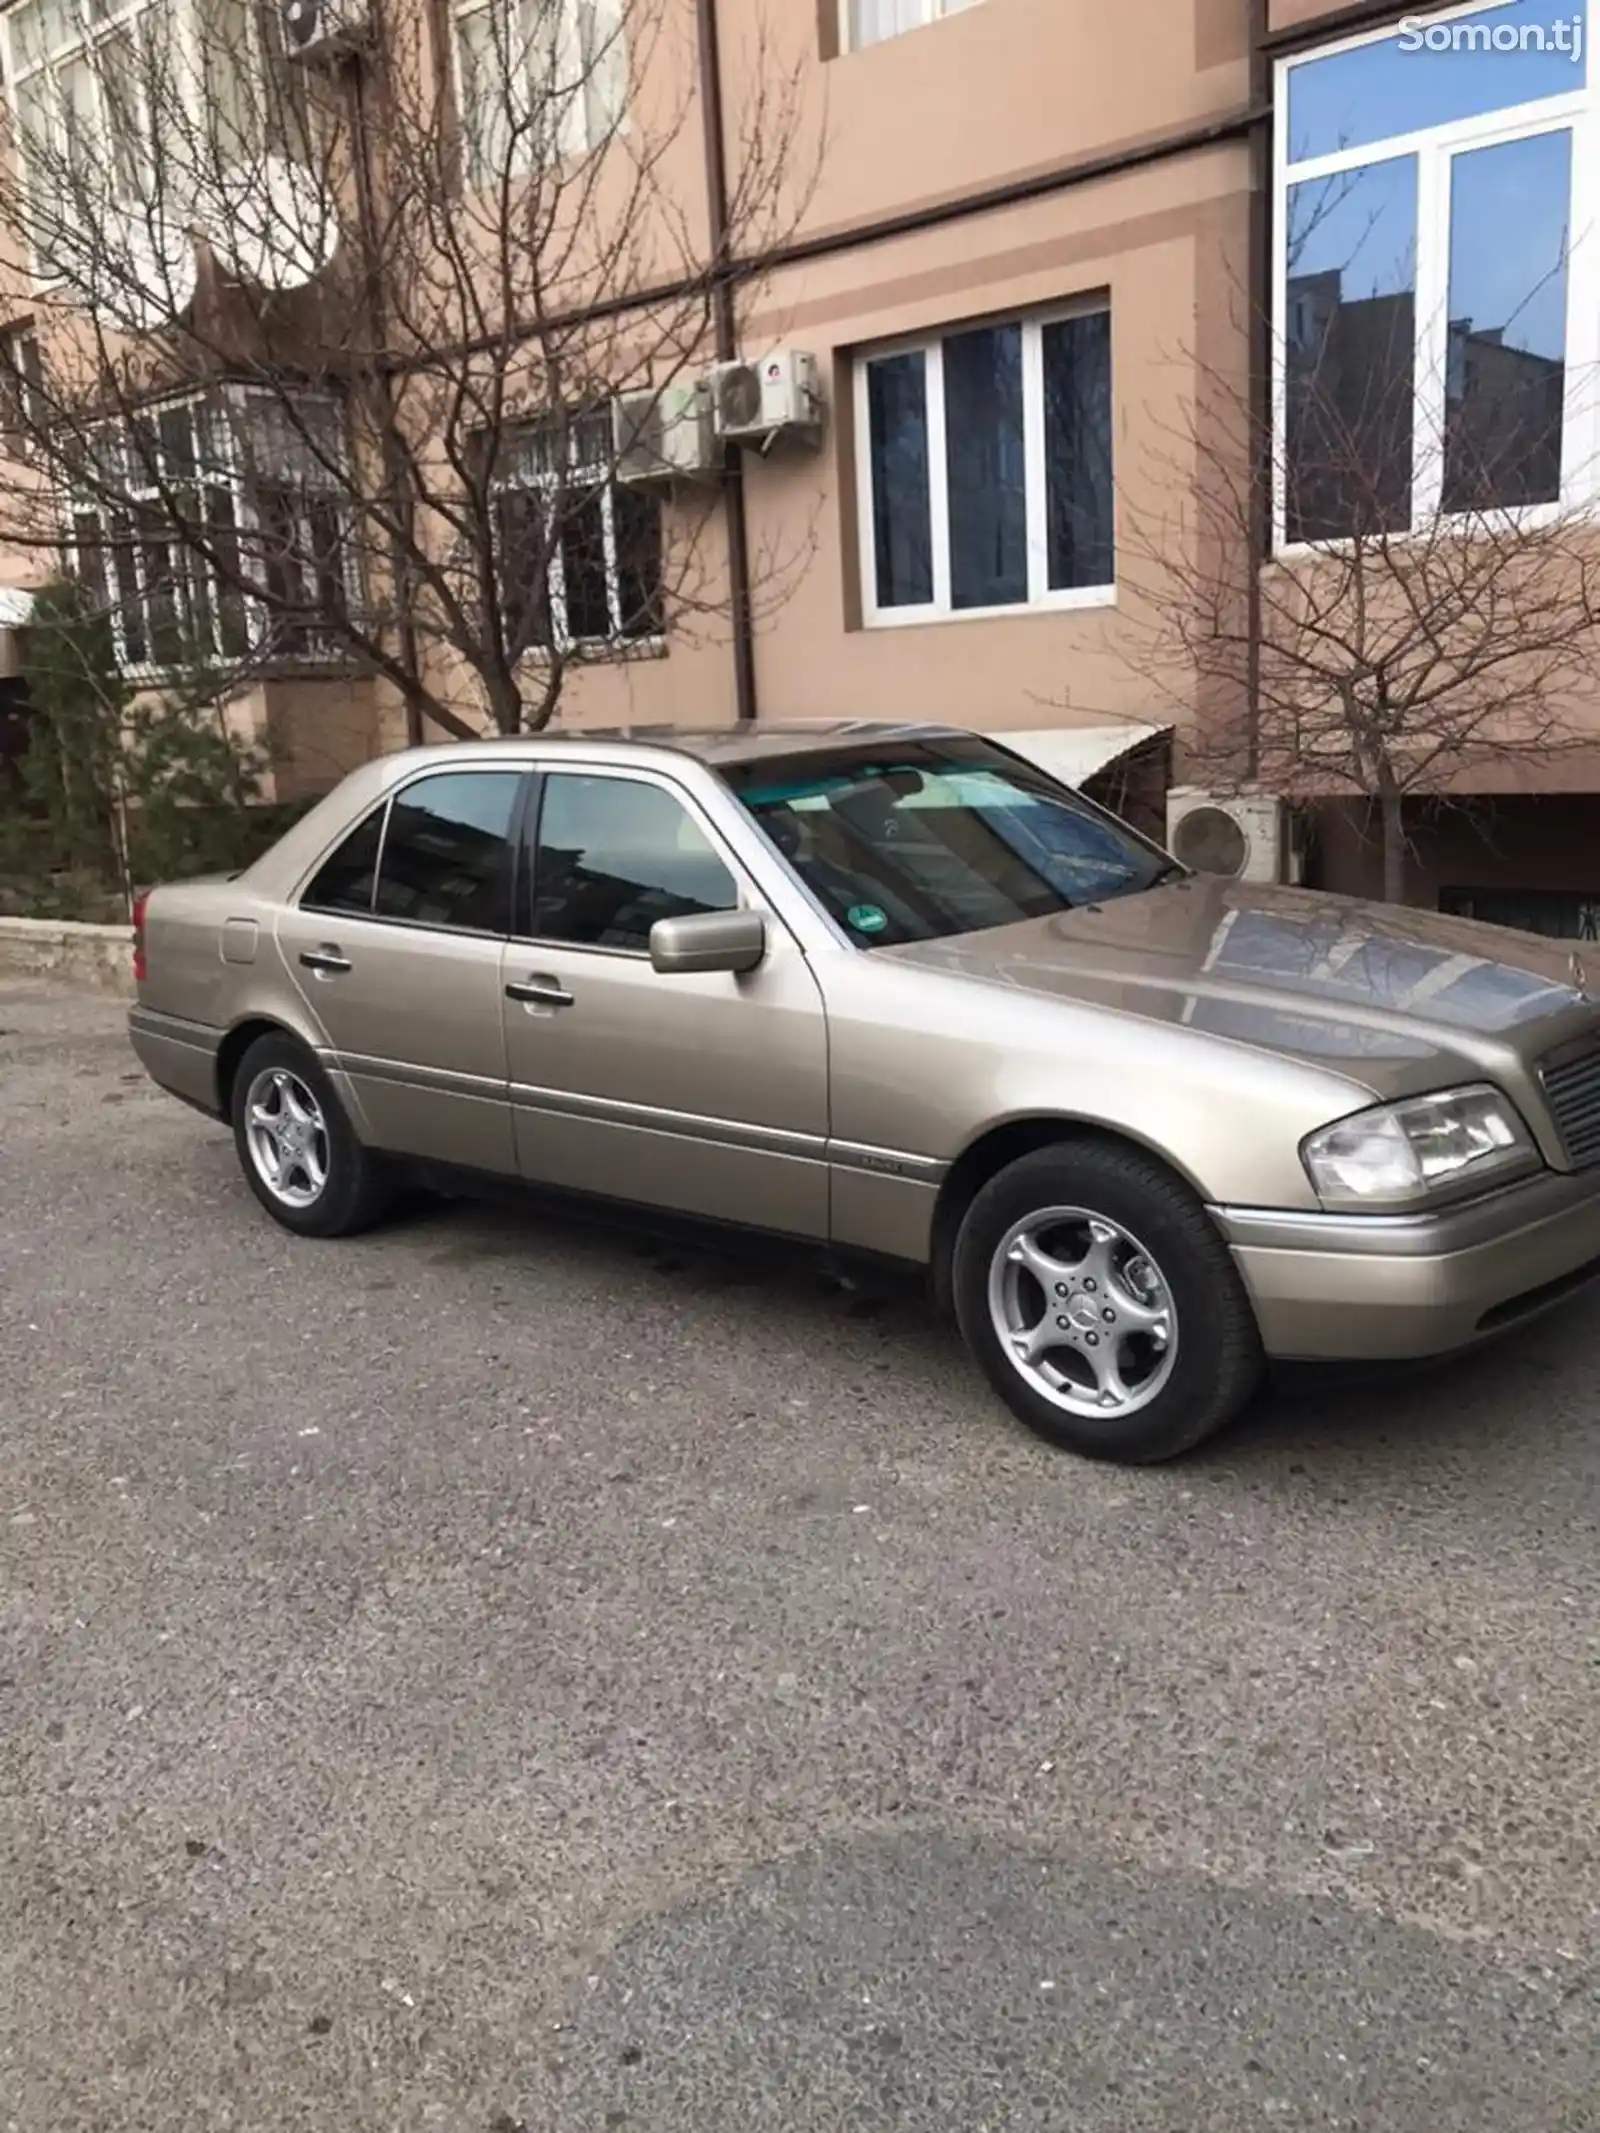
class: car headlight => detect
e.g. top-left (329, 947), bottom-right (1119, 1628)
top-left (1300, 1084), bottom-right (1538, 1211)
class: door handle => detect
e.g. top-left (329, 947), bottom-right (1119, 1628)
top-left (506, 976), bottom-right (575, 1008)
top-left (300, 945), bottom-right (352, 975)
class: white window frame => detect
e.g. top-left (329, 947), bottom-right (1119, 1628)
top-left (451, 0), bottom-right (628, 192)
top-left (1273, 0), bottom-right (1600, 553)
top-left (0, 0), bottom-right (306, 285)
top-left (853, 299), bottom-right (1116, 630)
top-left (838, 0), bottom-right (981, 55)
top-left (493, 409), bottom-right (665, 660)
top-left (0, 327), bottom-right (47, 456)
top-left (2, 0), bottom-right (166, 237)
top-left (69, 383), bottom-right (357, 680)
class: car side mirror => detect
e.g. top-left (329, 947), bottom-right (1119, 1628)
top-left (649, 909), bottom-right (768, 976)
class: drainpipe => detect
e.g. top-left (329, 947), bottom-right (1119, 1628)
top-left (694, 0), bottom-right (759, 725)
top-left (347, 54), bottom-right (425, 749)
top-left (1244, 0), bottom-right (1271, 783)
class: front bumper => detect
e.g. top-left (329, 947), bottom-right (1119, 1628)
top-left (1213, 1169), bottom-right (1600, 1361)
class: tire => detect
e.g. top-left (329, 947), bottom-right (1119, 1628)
top-left (230, 1031), bottom-right (394, 1240)
top-left (951, 1137), bottom-right (1263, 1464)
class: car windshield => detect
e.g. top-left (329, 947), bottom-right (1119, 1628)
top-left (722, 736), bottom-right (1175, 947)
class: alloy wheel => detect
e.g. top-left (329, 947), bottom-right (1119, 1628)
top-left (987, 1204), bottom-right (1179, 1420)
top-left (244, 1066), bottom-right (330, 1211)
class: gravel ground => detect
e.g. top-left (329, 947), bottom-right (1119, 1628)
top-left (2, 978), bottom-right (1597, 2131)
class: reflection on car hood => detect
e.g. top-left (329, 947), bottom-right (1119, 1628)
top-left (883, 877), bottom-right (1598, 1079)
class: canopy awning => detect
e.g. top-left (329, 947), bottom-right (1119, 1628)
top-left (994, 722), bottom-right (1172, 787)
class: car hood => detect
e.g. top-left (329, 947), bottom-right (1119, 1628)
top-left (881, 877), bottom-right (1600, 1094)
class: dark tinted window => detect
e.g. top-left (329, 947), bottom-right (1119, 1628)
top-left (302, 806), bottom-right (385, 915)
top-left (1442, 130), bottom-right (1569, 514)
top-left (723, 738), bottom-right (1172, 948)
top-left (533, 775), bottom-right (738, 951)
top-left (371, 771), bottom-right (521, 933)
top-left (1043, 311), bottom-right (1114, 590)
top-left (1285, 156), bottom-right (1418, 542)
top-left (944, 322), bottom-right (1027, 610)
top-left (865, 351), bottom-right (933, 608)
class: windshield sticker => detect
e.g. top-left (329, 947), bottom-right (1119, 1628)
top-left (847, 903), bottom-right (889, 936)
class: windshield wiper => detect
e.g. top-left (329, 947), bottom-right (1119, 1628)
top-left (1089, 861), bottom-right (1189, 905)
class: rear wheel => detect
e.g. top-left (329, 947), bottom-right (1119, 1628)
top-left (230, 1032), bottom-right (393, 1239)
top-left (952, 1139), bottom-right (1263, 1464)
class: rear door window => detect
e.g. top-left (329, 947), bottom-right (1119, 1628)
top-left (373, 771), bottom-right (524, 934)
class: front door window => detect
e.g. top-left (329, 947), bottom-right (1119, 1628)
top-left (531, 773), bottom-right (739, 951)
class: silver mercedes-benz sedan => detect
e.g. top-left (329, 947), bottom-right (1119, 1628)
top-left (128, 722), bottom-right (1600, 1463)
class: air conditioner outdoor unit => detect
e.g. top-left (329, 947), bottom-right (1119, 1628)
top-left (706, 351), bottom-right (823, 447)
top-left (1166, 788), bottom-right (1307, 886)
top-left (280, 0), bottom-right (368, 64)
top-left (612, 383), bottom-right (717, 486)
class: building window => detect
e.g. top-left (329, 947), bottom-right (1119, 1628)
top-left (1441, 887), bottom-right (1600, 939)
top-left (4, 0), bottom-right (163, 230)
top-left (492, 409), bottom-right (664, 659)
top-left (69, 386), bottom-right (354, 677)
top-left (453, 0), bottom-right (628, 188)
top-left (0, 329), bottom-right (46, 457)
top-left (855, 303), bottom-right (1114, 626)
top-left (1, 0), bottom-right (305, 248)
top-left (842, 0), bottom-right (980, 52)
top-left (1276, 0), bottom-right (1592, 544)
top-left (199, 0), bottom-right (310, 165)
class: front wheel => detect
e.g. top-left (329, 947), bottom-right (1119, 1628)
top-left (952, 1139), bottom-right (1263, 1464)
top-left (230, 1032), bottom-right (393, 1239)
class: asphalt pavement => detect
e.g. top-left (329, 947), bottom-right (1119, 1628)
top-left (2, 978), bottom-right (1597, 2132)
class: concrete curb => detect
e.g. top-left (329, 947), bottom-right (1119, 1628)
top-left (0, 916), bottom-right (135, 997)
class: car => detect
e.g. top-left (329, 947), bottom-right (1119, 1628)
top-left (128, 721), bottom-right (1600, 1464)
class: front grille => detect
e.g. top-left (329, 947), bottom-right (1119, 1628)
top-left (1539, 1041), bottom-right (1600, 1169)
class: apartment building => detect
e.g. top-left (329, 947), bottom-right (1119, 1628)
top-left (1, 0), bottom-right (1598, 931)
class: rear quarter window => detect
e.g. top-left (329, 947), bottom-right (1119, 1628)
top-left (301, 807), bottom-right (385, 916)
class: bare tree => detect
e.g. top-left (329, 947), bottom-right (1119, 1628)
top-left (1122, 270), bottom-right (1600, 905)
top-left (0, 0), bottom-right (817, 742)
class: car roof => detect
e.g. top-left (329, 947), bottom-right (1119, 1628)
top-left (581, 722), bottom-right (968, 767)
top-left (385, 721), bottom-right (969, 776)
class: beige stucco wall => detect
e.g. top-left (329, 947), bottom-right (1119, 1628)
top-left (735, 0), bottom-right (1250, 238)
top-left (1267, 0), bottom-right (1388, 33)
top-left (743, 164), bottom-right (1249, 735)
top-left (544, 13), bottom-right (1256, 746)
top-left (221, 674), bottom-right (384, 801)
top-left (0, 0), bottom-right (1263, 765)
top-left (20, 0), bottom-right (1589, 844)
top-left (523, 0), bottom-right (1260, 741)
